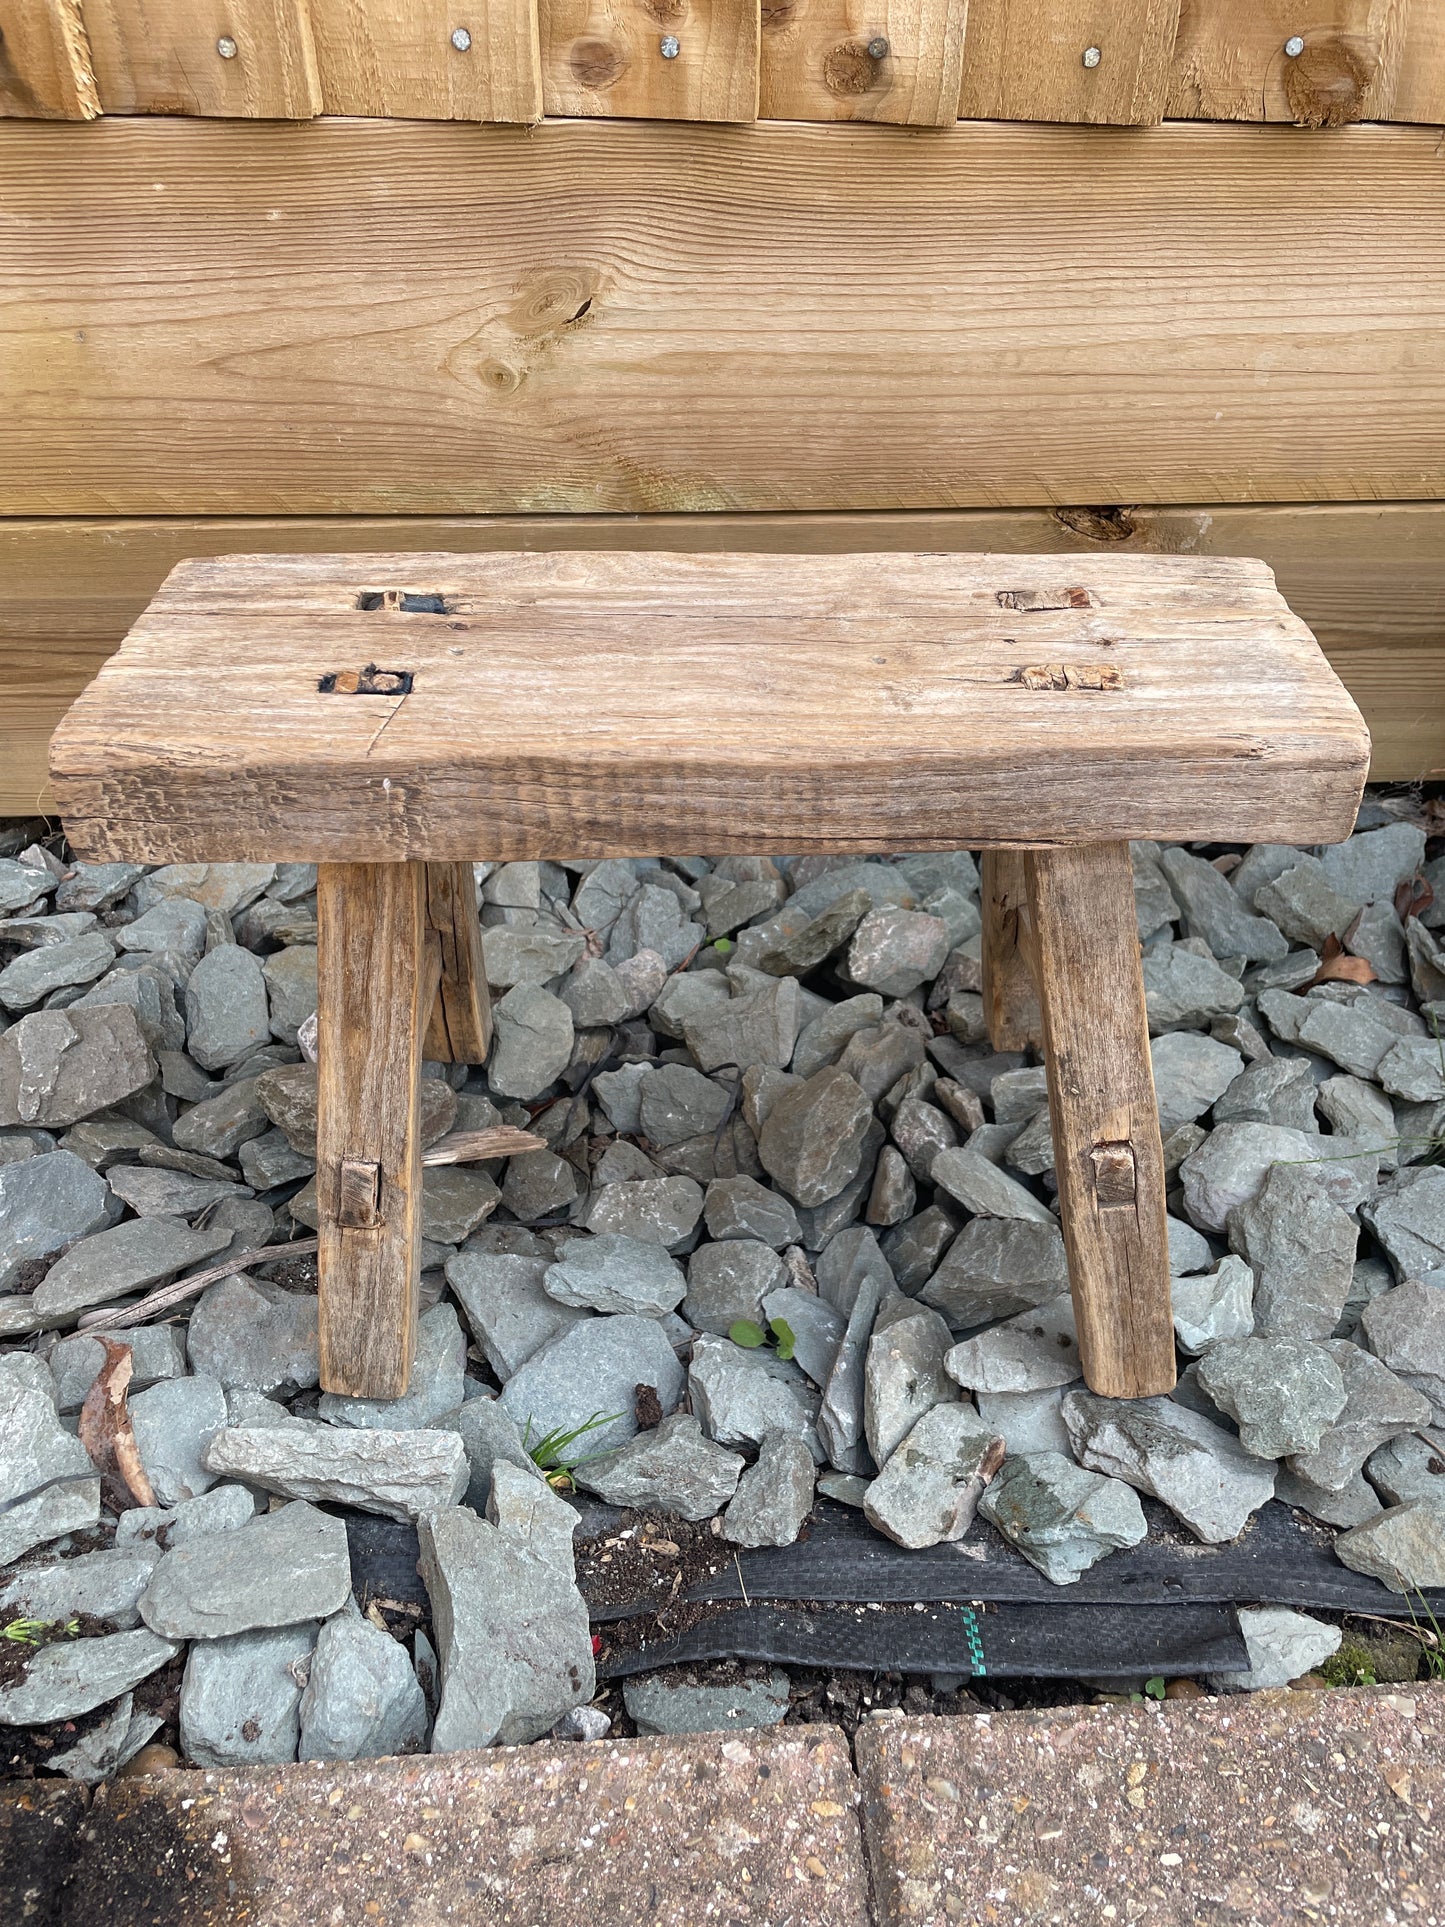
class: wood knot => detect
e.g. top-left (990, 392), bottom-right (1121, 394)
top-left (1013, 664), bottom-right (1123, 692)
top-left (823, 39), bottom-right (883, 95)
top-left (570, 36), bottom-right (628, 89)
top-left (640, 0), bottom-right (686, 21)
top-left (1283, 38), bottom-right (1372, 127)
top-left (1053, 506), bottom-right (1137, 544)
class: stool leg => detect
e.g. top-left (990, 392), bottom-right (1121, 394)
top-left (316, 861), bottom-right (436, 1399)
top-left (981, 850), bottom-right (1043, 1051)
top-left (423, 861), bottom-right (492, 1065)
top-left (1024, 842), bottom-right (1175, 1400)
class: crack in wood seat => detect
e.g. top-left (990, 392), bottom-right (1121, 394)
top-left (49, 551), bottom-right (1370, 1406)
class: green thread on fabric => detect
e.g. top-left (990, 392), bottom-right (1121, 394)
top-left (961, 1603), bottom-right (987, 1677)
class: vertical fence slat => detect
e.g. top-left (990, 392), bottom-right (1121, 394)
top-left (760, 0), bottom-right (969, 125)
top-left (539, 0), bottom-right (759, 120)
top-left (309, 0), bottom-right (542, 120)
top-left (958, 0), bottom-right (1180, 123)
top-left (0, 0), bottom-right (99, 118)
top-left (85, 0), bottom-right (322, 116)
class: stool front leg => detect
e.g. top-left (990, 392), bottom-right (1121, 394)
top-left (316, 861), bottom-right (436, 1400)
top-left (1025, 842), bottom-right (1175, 1400)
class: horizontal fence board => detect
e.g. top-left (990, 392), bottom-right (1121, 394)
top-left (3, 504), bottom-right (1441, 815)
top-left (2, 119), bottom-right (1442, 518)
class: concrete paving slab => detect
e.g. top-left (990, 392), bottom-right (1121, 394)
top-left (1, 1781), bottom-right (87, 1927)
top-left (69, 1723), bottom-right (870, 1927)
top-left (856, 1685), bottom-right (1445, 1926)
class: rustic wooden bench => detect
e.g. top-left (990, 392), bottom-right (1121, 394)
top-left (48, 551), bottom-right (1370, 1407)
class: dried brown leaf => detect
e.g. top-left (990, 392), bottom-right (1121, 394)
top-left (78, 1339), bottom-right (157, 1512)
top-left (1397, 875), bottom-right (1434, 924)
top-left (1311, 953), bottom-right (1377, 987)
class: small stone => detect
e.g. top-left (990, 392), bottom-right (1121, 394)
top-left (1253, 857), bottom-right (1363, 951)
top-left (0, 1629), bottom-right (179, 1727)
top-left (50, 1323), bottom-right (189, 1412)
top-left (183, 1275), bottom-right (319, 1394)
top-left (612, 949), bottom-right (669, 1019)
top-left (580, 1175), bottom-right (704, 1251)
top-left (757, 889), bottom-right (873, 978)
top-left (1158, 848), bottom-right (1288, 963)
top-left (1171, 1255), bottom-right (1255, 1357)
top-left (791, 994), bottom-right (885, 1079)
top-left (623, 1668), bottom-right (791, 1736)
top-left (0, 1006), bottom-right (156, 1130)
top-left (1195, 1337), bottom-right (1347, 1459)
top-left (974, 1384), bottom-right (1075, 1458)
top-left (498, 1148), bottom-right (579, 1224)
top-left (1287, 1340), bottom-right (1431, 1491)
top-left (815, 1228), bottom-right (893, 1473)
top-left (721, 1431), bottom-right (816, 1548)
top-left (544, 1232), bottom-right (687, 1317)
top-left (481, 926), bottom-right (586, 989)
top-left (1360, 1277), bottom-right (1445, 1420)
top-left (818, 1471), bottom-right (870, 1507)
top-left (862, 1404), bottom-right (1005, 1550)
top-left (0, 933), bottom-right (117, 1012)
top-left (0, 1359), bottom-right (98, 1527)
top-left (1376, 1037), bottom-right (1445, 1104)
top-left (1335, 1505), bottom-right (1445, 1593)
top-left (172, 1076), bottom-right (270, 1161)
top-left (443, 1396), bottom-right (547, 1513)
top-left (299, 1603), bottom-right (429, 1761)
top-left (1364, 1167), bottom-right (1445, 1279)
top-left (1062, 1391), bottom-right (1275, 1542)
top-left (889, 1096), bottom-right (958, 1182)
top-left (488, 985), bottom-right (574, 1100)
top-left (1149, 1031), bottom-right (1244, 1134)
top-left (639, 1064), bottom-right (733, 1147)
top-left (179, 1623), bottom-right (316, 1767)
top-left (447, 1252), bottom-right (588, 1379)
top-left (183, 943), bottom-right (271, 1070)
top-left (420, 1164), bottom-right (502, 1245)
top-left (979, 1450), bottom-right (1147, 1586)
top-left (1319, 823), bottom-right (1427, 905)
top-left (930, 1146), bottom-right (1055, 1224)
top-left (0, 1543), bottom-right (161, 1633)
top-left (688, 1333), bottom-right (821, 1457)
top-left (500, 1313), bottom-right (684, 1456)
top-left (702, 1174), bottom-right (802, 1248)
top-left (0, 1149), bottom-right (115, 1292)
top-left (753, 1065), bottom-right (872, 1209)
top-left (261, 945), bottom-right (318, 1044)
top-left (1213, 1056), bottom-right (1319, 1132)
top-left (1206, 1607), bottom-right (1342, 1692)
top-left (846, 908), bottom-right (950, 997)
top-left (1318, 1075), bottom-right (1398, 1164)
top-left (836, 1014), bottom-right (929, 1103)
top-left (33, 1215), bottom-right (233, 1323)
top-left (881, 1206), bottom-right (958, 1293)
top-left (683, 1239), bottom-right (787, 1334)
top-left (115, 896), bottom-right (208, 968)
top-left (682, 977), bottom-right (801, 1074)
top-left (1367, 1432), bottom-right (1445, 1512)
top-left (46, 1692), bottom-right (162, 1786)
top-left (419, 1469), bottom-right (593, 1750)
top-left (1179, 1123), bottom-right (1377, 1233)
top-left (1296, 998), bottom-right (1417, 1080)
top-left (760, 1285), bottom-right (845, 1388)
top-left (1274, 1464), bottom-right (1383, 1528)
top-left (920, 1217), bottom-right (1069, 1327)
top-left (255, 1062), bottom-right (454, 1159)
top-left (864, 1306), bottom-right (958, 1466)
top-left (573, 1412), bottom-right (744, 1519)
top-left (1228, 1162), bottom-right (1358, 1339)
top-left (945, 1294), bottom-right (1081, 1394)
top-left (317, 1302), bottom-right (466, 1430)
top-left (55, 861), bottom-right (146, 913)
top-left (139, 1499), bottom-right (352, 1639)
top-left (866, 1144), bottom-right (916, 1224)
top-left (107, 1165), bottom-right (249, 1219)
top-left (134, 863), bottom-right (275, 918)
top-left (1142, 947), bottom-right (1245, 1032)
top-left (1131, 846), bottom-right (1179, 938)
top-left (1347, 901), bottom-right (1408, 984)
top-left (128, 1374), bottom-right (229, 1505)
top-left (117, 1482), bottom-right (260, 1551)
top-left (1167, 1215), bottom-right (1215, 1275)
top-left (205, 1420), bottom-right (467, 1522)
top-left (608, 884), bottom-right (703, 972)
top-left (560, 957), bottom-right (631, 1028)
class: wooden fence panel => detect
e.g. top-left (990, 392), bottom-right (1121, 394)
top-left (84, 0), bottom-right (321, 116)
top-left (958, 0), bottom-right (1180, 122)
top-left (539, 0), bottom-right (758, 118)
top-left (309, 0), bottom-right (542, 120)
top-left (0, 0), bottom-right (98, 118)
top-left (1168, 0), bottom-right (1445, 125)
top-left (760, 0), bottom-right (969, 125)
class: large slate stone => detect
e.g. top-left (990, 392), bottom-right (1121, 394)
top-left (580, 1175), bottom-right (705, 1251)
top-left (1062, 1391), bottom-right (1276, 1542)
top-left (0, 1629), bottom-right (179, 1727)
top-left (863, 1305), bottom-right (958, 1467)
top-left (106, 1165), bottom-right (250, 1219)
top-left (544, 1232), bottom-right (688, 1317)
top-left (638, 1064), bottom-right (733, 1148)
top-left (683, 1238), bottom-right (787, 1334)
top-left (1142, 947), bottom-right (1245, 1032)
top-left (0, 1543), bottom-right (161, 1633)
top-left (1195, 1338), bottom-right (1348, 1459)
top-left (500, 1313), bottom-right (684, 1456)
top-left (1363, 1167), bottom-right (1445, 1280)
top-left (115, 895), bottom-right (208, 967)
top-left (973, 1384), bottom-right (1076, 1458)
top-left (317, 1302), bottom-right (467, 1431)
top-left (204, 1420), bottom-right (468, 1522)
top-left (978, 1450), bottom-right (1148, 1586)
top-left (681, 977), bottom-right (801, 1074)
top-left (1171, 1255), bottom-right (1255, 1357)
top-left (134, 862), bottom-right (275, 917)
top-left (447, 1251), bottom-right (589, 1380)
top-left (486, 985), bottom-right (576, 1100)
top-left (418, 1469), bottom-right (594, 1750)
top-left (0, 1148), bottom-right (115, 1292)
top-left (846, 908), bottom-right (950, 997)
top-left (1335, 1504), bottom-right (1445, 1593)
top-left (1157, 848), bottom-right (1289, 963)
top-left (757, 1066), bottom-right (874, 1208)
top-left (0, 933), bottom-right (117, 1013)
top-left (180, 1623), bottom-right (317, 1768)
top-left (791, 993), bottom-right (885, 1079)
top-left (945, 1294), bottom-right (1082, 1395)
top-left (689, 1333), bottom-right (822, 1458)
top-left (186, 1274), bottom-right (320, 1395)
top-left (0, 1007), bottom-right (156, 1131)
top-left (1367, 1432), bottom-right (1445, 1512)
top-left (760, 1285), bottom-right (846, 1389)
top-left (862, 1404), bottom-right (1006, 1550)
top-left (129, 1374), bottom-right (229, 1506)
top-left (184, 943), bottom-right (272, 1070)
top-left (50, 1322), bottom-right (189, 1412)
top-left (172, 1076), bottom-right (270, 1159)
top-left (815, 1229), bottom-right (894, 1474)
top-left (721, 1431), bottom-right (817, 1548)
top-left (139, 1498), bottom-right (352, 1639)
top-left (299, 1604), bottom-right (429, 1761)
top-left (1213, 1056), bottom-right (1320, 1132)
top-left (1, 1359), bottom-right (95, 1508)
top-left (1207, 1607), bottom-right (1342, 1692)
top-left (930, 1146), bottom-right (1055, 1224)
top-left (1228, 1162), bottom-right (1358, 1339)
top-left (1318, 823), bottom-right (1427, 906)
top-left (32, 1214), bottom-right (232, 1322)
top-left (442, 1395), bottom-right (548, 1513)
top-left (1287, 1340), bottom-right (1432, 1492)
top-left (920, 1217), bottom-right (1069, 1327)
top-left (1149, 1031), bottom-right (1245, 1134)
top-left (1179, 1123), bottom-right (1377, 1233)
top-left (573, 1413), bottom-right (744, 1520)
top-left (1360, 1278), bottom-right (1445, 1421)
top-left (703, 1174), bottom-right (803, 1249)
top-left (1255, 858), bottom-right (1363, 949)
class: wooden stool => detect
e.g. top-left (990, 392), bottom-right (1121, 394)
top-left (49, 551), bottom-right (1369, 1405)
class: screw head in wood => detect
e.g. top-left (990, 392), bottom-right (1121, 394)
top-left (450, 26), bottom-right (472, 51)
top-left (659, 35), bottom-right (681, 58)
top-left (867, 36), bottom-right (889, 58)
top-left (1082, 45), bottom-right (1101, 68)
top-left (216, 35), bottom-right (237, 58)
top-left (1284, 34), bottom-right (1305, 56)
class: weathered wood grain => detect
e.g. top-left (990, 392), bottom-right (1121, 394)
top-left (981, 851), bottom-right (1041, 1052)
top-left (539, 0), bottom-right (758, 119)
top-left (47, 549), bottom-right (1369, 862)
top-left (4, 118), bottom-right (1443, 516)
top-left (316, 861), bottom-right (433, 1398)
top-left (84, 0), bottom-right (322, 115)
top-left (1167, 0), bottom-right (1442, 124)
top-left (3, 502), bottom-right (1438, 816)
top-left (424, 860), bottom-right (492, 1062)
top-left (1026, 841), bottom-right (1175, 1401)
top-left (0, 0), bottom-right (99, 118)
top-left (760, 0), bottom-right (969, 125)
top-left (309, 0), bottom-right (542, 120)
top-left (958, 0), bottom-right (1181, 122)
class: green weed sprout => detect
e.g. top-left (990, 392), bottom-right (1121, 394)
top-left (521, 1412), bottom-right (623, 1491)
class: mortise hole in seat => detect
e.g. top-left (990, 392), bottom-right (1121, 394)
top-left (357, 589), bottom-right (449, 613)
top-left (318, 664), bottom-right (414, 696)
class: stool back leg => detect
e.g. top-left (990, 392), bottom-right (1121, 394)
top-left (423, 861), bottom-right (492, 1064)
top-left (316, 861), bottom-right (437, 1400)
top-left (1025, 842), bottom-right (1176, 1400)
top-left (981, 850), bottom-right (1043, 1052)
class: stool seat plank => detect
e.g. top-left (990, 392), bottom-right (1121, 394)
top-left (49, 550), bottom-right (1369, 864)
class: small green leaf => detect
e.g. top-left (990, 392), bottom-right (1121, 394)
top-left (769, 1317), bottom-right (796, 1362)
top-left (1144, 1676), bottom-right (1167, 1700)
top-left (729, 1319), bottom-right (767, 1349)
top-left (711, 938), bottom-right (734, 953)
